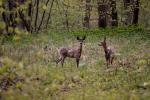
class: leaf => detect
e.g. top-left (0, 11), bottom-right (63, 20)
top-left (13, 36), bottom-right (21, 41)
top-left (42, 5), bottom-right (47, 10)
top-left (8, 27), bottom-right (14, 33)
top-left (0, 22), bottom-right (6, 30)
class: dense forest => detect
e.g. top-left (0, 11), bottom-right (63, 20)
top-left (0, 0), bottom-right (150, 100)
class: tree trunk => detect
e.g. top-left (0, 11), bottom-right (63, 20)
top-left (123, 0), bottom-right (139, 25)
top-left (97, 3), bottom-right (108, 28)
top-left (83, 0), bottom-right (91, 28)
top-left (28, 0), bottom-right (33, 32)
top-left (34, 0), bottom-right (40, 32)
top-left (123, 0), bottom-right (133, 25)
top-left (45, 0), bottom-right (55, 29)
top-left (110, 0), bottom-right (118, 26)
top-left (132, 0), bottom-right (139, 25)
top-left (2, 0), bottom-right (33, 34)
top-left (37, 0), bottom-right (50, 32)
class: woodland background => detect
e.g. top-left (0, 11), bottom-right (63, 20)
top-left (0, 0), bottom-right (150, 34)
top-left (0, 0), bottom-right (150, 100)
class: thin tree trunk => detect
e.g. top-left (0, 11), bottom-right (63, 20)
top-left (110, 0), bottom-right (118, 26)
top-left (45, 0), bottom-right (55, 29)
top-left (65, 8), bottom-right (69, 32)
top-left (34, 0), bottom-right (40, 32)
top-left (37, 0), bottom-right (50, 32)
top-left (132, 0), bottom-right (139, 25)
top-left (28, 0), bottom-right (33, 32)
top-left (123, 0), bottom-right (133, 25)
top-left (8, 0), bottom-right (18, 34)
top-left (83, 0), bottom-right (91, 28)
top-left (2, 3), bottom-right (9, 33)
top-left (18, 11), bottom-right (31, 32)
top-left (97, 2), bottom-right (108, 28)
top-left (17, 0), bottom-right (33, 32)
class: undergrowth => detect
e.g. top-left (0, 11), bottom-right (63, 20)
top-left (0, 27), bottom-right (150, 100)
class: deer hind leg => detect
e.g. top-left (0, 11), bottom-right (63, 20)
top-left (76, 58), bottom-right (80, 68)
top-left (111, 57), bottom-right (114, 64)
top-left (56, 57), bottom-right (62, 65)
top-left (61, 57), bottom-right (66, 67)
top-left (105, 56), bottom-right (110, 68)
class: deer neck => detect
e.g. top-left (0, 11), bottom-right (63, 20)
top-left (103, 45), bottom-right (108, 54)
top-left (78, 43), bottom-right (83, 54)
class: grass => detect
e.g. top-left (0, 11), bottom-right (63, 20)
top-left (0, 27), bottom-right (150, 100)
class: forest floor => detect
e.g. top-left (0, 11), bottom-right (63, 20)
top-left (0, 27), bottom-right (150, 100)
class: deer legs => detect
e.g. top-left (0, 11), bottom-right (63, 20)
top-left (56, 57), bottom-right (66, 67)
top-left (105, 55), bottom-right (114, 67)
top-left (111, 57), bottom-right (114, 64)
top-left (76, 58), bottom-right (80, 68)
top-left (61, 57), bottom-right (65, 67)
top-left (56, 57), bottom-right (80, 68)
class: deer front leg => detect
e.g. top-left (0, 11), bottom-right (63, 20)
top-left (61, 57), bottom-right (65, 67)
top-left (76, 58), bottom-right (80, 68)
top-left (106, 60), bottom-right (109, 68)
top-left (105, 55), bottom-right (109, 68)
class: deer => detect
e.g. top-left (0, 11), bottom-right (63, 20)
top-left (56, 36), bottom-right (86, 68)
top-left (98, 37), bottom-right (115, 67)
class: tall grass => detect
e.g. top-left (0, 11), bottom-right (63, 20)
top-left (0, 27), bottom-right (150, 100)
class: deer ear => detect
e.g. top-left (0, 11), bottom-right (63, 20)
top-left (104, 37), bottom-right (106, 42)
top-left (77, 37), bottom-right (80, 40)
top-left (83, 36), bottom-right (86, 40)
top-left (98, 43), bottom-right (102, 46)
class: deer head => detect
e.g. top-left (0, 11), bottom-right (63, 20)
top-left (98, 37), bottom-right (107, 49)
top-left (77, 36), bottom-right (86, 45)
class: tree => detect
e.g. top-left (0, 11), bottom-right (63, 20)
top-left (97, 2), bottom-right (108, 28)
top-left (83, 0), bottom-right (91, 28)
top-left (132, 0), bottom-right (139, 25)
top-left (34, 0), bottom-right (40, 32)
top-left (1, 0), bottom-right (33, 34)
top-left (123, 0), bottom-right (140, 25)
top-left (110, 0), bottom-right (118, 26)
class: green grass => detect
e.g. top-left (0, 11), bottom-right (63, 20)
top-left (0, 27), bottom-right (150, 100)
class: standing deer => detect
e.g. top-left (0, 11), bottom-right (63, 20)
top-left (98, 37), bottom-right (115, 67)
top-left (56, 36), bottom-right (86, 67)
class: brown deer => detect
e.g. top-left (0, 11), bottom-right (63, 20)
top-left (98, 37), bottom-right (115, 67)
top-left (56, 36), bottom-right (86, 67)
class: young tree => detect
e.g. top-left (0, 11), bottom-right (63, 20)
top-left (37, 0), bottom-right (50, 32)
top-left (34, 0), bottom-right (39, 32)
top-left (110, 0), bottom-right (118, 26)
top-left (132, 0), bottom-right (139, 25)
top-left (83, 0), bottom-right (91, 28)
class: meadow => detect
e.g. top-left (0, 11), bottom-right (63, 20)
top-left (0, 27), bottom-right (150, 100)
